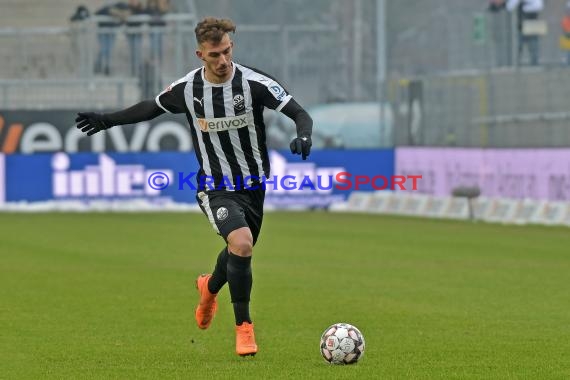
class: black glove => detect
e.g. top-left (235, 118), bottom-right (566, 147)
top-left (75, 112), bottom-right (113, 136)
top-left (290, 135), bottom-right (312, 160)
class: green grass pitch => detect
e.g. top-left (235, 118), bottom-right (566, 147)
top-left (1, 212), bottom-right (569, 379)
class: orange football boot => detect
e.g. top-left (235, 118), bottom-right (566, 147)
top-left (235, 322), bottom-right (258, 356)
top-left (194, 274), bottom-right (218, 329)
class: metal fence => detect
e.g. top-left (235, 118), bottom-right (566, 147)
top-left (389, 67), bottom-right (570, 148)
top-left (0, 78), bottom-right (140, 110)
top-left (231, 24), bottom-right (341, 106)
top-left (0, 14), bottom-right (197, 109)
top-left (386, 0), bottom-right (570, 74)
top-left (386, 0), bottom-right (570, 148)
top-left (0, 13), bottom-right (345, 109)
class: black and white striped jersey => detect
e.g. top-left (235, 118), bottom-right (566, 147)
top-left (155, 62), bottom-right (293, 191)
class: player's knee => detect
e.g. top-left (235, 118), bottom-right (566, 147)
top-left (227, 228), bottom-right (253, 257)
top-left (228, 239), bottom-right (253, 257)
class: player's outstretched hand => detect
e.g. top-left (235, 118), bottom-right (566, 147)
top-left (290, 135), bottom-right (312, 160)
top-left (75, 112), bottom-right (112, 136)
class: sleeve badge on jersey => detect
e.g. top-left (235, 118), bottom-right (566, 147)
top-left (269, 83), bottom-right (287, 101)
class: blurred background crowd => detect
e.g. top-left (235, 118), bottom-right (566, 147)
top-left (1, 0), bottom-right (570, 149)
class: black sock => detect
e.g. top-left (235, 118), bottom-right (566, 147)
top-left (208, 247), bottom-right (229, 294)
top-left (233, 302), bottom-right (251, 326)
top-left (227, 252), bottom-right (252, 325)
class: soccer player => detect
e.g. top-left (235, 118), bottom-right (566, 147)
top-left (75, 17), bottom-right (313, 357)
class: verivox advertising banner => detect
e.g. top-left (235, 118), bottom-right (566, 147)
top-left (395, 148), bottom-right (570, 200)
top-left (0, 110), bottom-right (191, 154)
top-left (1, 149), bottom-right (394, 207)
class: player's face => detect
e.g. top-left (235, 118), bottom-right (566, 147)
top-left (197, 34), bottom-right (234, 83)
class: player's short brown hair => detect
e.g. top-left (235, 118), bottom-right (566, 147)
top-left (195, 17), bottom-right (236, 45)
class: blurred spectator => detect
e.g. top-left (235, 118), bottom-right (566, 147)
top-left (140, 0), bottom-right (170, 99)
top-left (561, 1), bottom-right (570, 65)
top-left (147, 0), bottom-right (170, 66)
top-left (70, 5), bottom-right (90, 22)
top-left (126, 0), bottom-right (146, 76)
top-left (69, 6), bottom-right (90, 75)
top-left (488, 0), bottom-right (513, 66)
top-left (506, 0), bottom-right (545, 66)
top-left (94, 2), bottom-right (131, 75)
top-left (488, 0), bottom-right (506, 12)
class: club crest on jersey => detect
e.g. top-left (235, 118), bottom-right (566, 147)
top-left (216, 207), bottom-right (228, 221)
top-left (233, 94), bottom-right (245, 111)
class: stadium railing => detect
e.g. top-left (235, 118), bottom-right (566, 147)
top-left (0, 13), bottom-right (197, 109)
top-left (0, 15), bottom-right (342, 110)
top-left (0, 78), bottom-right (139, 110)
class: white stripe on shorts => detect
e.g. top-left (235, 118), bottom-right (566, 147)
top-left (197, 191), bottom-right (220, 234)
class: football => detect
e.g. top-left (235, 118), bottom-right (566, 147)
top-left (319, 323), bottom-right (365, 365)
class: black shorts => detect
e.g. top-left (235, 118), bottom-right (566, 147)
top-left (196, 187), bottom-right (265, 245)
